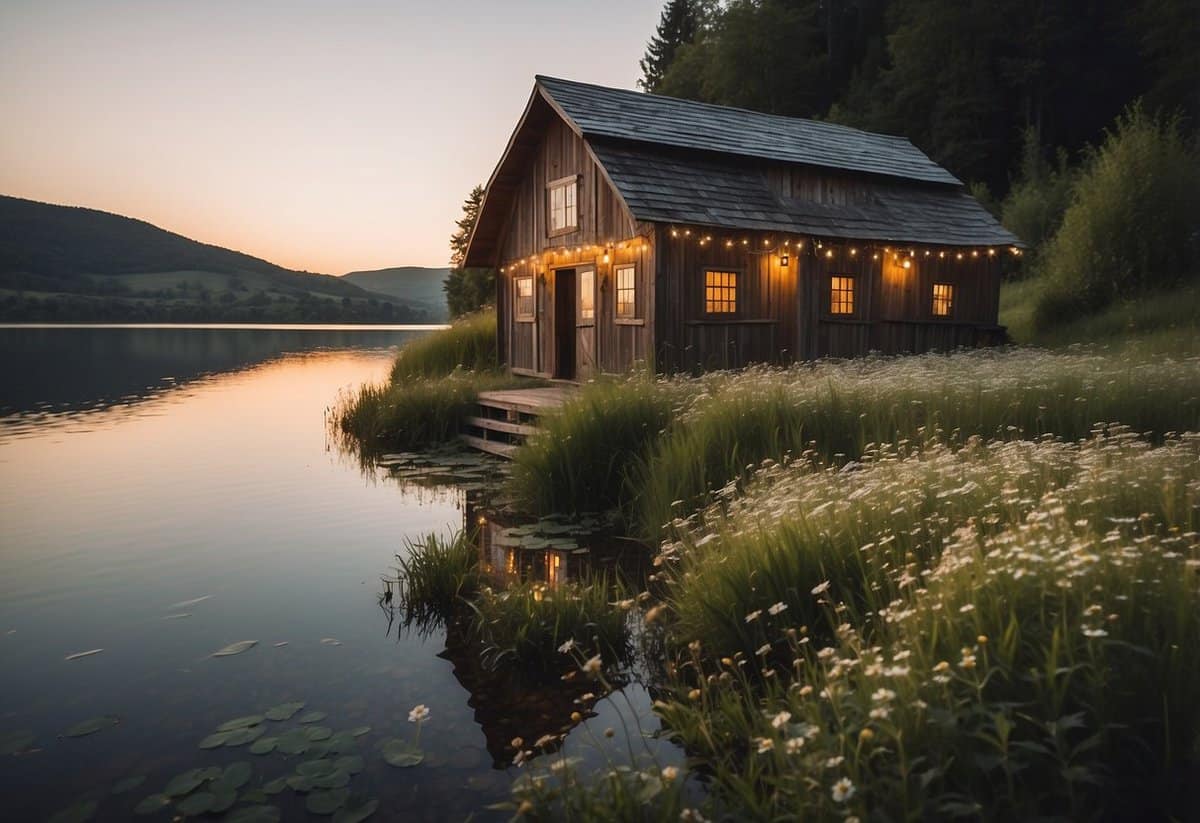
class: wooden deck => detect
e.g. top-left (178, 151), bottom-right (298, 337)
top-left (460, 385), bottom-right (577, 457)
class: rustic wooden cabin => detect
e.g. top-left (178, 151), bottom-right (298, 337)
top-left (463, 76), bottom-right (1022, 377)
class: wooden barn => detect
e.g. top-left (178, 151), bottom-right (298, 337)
top-left (463, 76), bottom-right (1022, 378)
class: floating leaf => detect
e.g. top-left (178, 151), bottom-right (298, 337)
top-left (199, 731), bottom-right (232, 749)
top-left (276, 731), bottom-right (311, 756)
top-left (296, 759), bottom-right (336, 777)
top-left (380, 738), bottom-right (423, 768)
top-left (177, 791), bottom-right (216, 816)
top-left (306, 789), bottom-right (349, 815)
top-left (303, 726), bottom-right (332, 742)
top-left (324, 732), bottom-right (357, 753)
top-left (48, 799), bottom-right (98, 823)
top-left (226, 806), bottom-right (281, 823)
top-left (164, 768), bottom-right (209, 797)
top-left (348, 726), bottom-right (371, 738)
top-left (261, 777), bottom-right (289, 796)
top-left (0, 729), bottom-right (34, 755)
top-left (264, 702), bottom-right (305, 721)
top-left (333, 755), bottom-right (364, 775)
top-left (64, 649), bottom-right (104, 661)
top-left (298, 711), bottom-right (327, 724)
top-left (133, 794), bottom-right (172, 815)
top-left (217, 715), bottom-right (264, 732)
top-left (241, 790), bottom-right (267, 804)
top-left (198, 766), bottom-right (222, 781)
top-left (209, 786), bottom-right (238, 814)
top-left (286, 775), bottom-right (315, 793)
top-left (219, 762), bottom-right (253, 790)
top-left (65, 716), bottom-right (118, 738)
top-left (223, 726), bottom-right (265, 747)
top-left (312, 770), bottom-right (350, 790)
top-left (332, 797), bottom-right (378, 823)
top-left (249, 737), bottom-right (278, 755)
top-left (212, 640), bottom-right (257, 657)
top-left (111, 775), bottom-right (146, 795)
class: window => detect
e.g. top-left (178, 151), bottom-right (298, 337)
top-left (515, 276), bottom-right (534, 320)
top-left (705, 270), bottom-right (737, 314)
top-left (548, 178), bottom-right (578, 233)
top-left (578, 268), bottom-right (595, 323)
top-left (615, 264), bottom-right (636, 318)
top-left (932, 282), bottom-right (954, 317)
top-left (830, 276), bottom-right (855, 315)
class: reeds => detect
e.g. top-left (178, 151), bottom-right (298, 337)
top-left (393, 530), bottom-right (482, 627)
top-left (390, 307), bottom-right (497, 382)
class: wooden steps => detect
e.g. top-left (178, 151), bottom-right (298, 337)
top-left (458, 385), bottom-right (576, 459)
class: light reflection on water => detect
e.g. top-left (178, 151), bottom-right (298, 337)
top-left (0, 326), bottom-right (675, 822)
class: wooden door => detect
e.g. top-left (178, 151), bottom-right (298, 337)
top-left (554, 269), bottom-right (576, 380)
top-left (576, 267), bottom-right (596, 380)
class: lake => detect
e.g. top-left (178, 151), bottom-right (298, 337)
top-left (0, 325), bottom-right (674, 822)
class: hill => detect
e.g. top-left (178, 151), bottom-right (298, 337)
top-left (0, 195), bottom-right (434, 323)
top-left (343, 266), bottom-right (449, 321)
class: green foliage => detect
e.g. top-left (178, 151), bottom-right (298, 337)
top-left (1034, 106), bottom-right (1200, 329)
top-left (389, 308), bottom-right (497, 382)
top-left (1001, 128), bottom-right (1077, 255)
top-left (445, 185), bottom-right (495, 318)
top-left (510, 378), bottom-right (679, 516)
top-left (394, 531), bottom-right (481, 627)
top-left (639, 0), bottom-right (701, 93)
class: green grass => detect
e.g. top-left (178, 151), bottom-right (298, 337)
top-left (389, 308), bottom-right (497, 382)
top-left (392, 530), bottom-right (482, 628)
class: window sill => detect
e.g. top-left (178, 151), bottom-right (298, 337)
top-left (548, 226), bottom-right (578, 239)
top-left (615, 317), bottom-right (645, 326)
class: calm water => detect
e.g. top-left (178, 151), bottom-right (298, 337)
top-left (0, 326), bottom-right (672, 822)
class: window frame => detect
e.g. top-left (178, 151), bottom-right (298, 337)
top-left (614, 263), bottom-right (640, 322)
top-left (546, 175), bottom-right (579, 237)
top-left (931, 282), bottom-right (955, 319)
top-left (703, 268), bottom-right (739, 316)
top-left (514, 275), bottom-right (535, 322)
top-left (829, 275), bottom-right (856, 317)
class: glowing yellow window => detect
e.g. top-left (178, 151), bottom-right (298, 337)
top-left (615, 264), bottom-right (636, 318)
top-left (830, 276), bottom-right (855, 315)
top-left (705, 270), bottom-right (737, 314)
top-left (515, 276), bottom-right (534, 319)
top-left (932, 283), bottom-right (954, 317)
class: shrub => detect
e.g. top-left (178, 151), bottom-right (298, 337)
top-left (1034, 106), bottom-right (1200, 329)
top-left (1000, 128), bottom-right (1076, 256)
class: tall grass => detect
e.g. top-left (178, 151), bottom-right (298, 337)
top-left (390, 307), bottom-right (497, 382)
top-left (393, 530), bottom-right (481, 627)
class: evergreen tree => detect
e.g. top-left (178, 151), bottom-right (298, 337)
top-left (443, 185), bottom-right (495, 318)
top-left (639, 0), bottom-right (701, 92)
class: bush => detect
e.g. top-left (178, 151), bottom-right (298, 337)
top-left (390, 308), bottom-right (497, 382)
top-left (1000, 128), bottom-right (1076, 257)
top-left (1034, 106), bottom-right (1200, 329)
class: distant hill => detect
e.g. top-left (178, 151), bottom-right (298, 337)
top-left (0, 195), bottom-right (434, 323)
top-left (342, 266), bottom-right (449, 321)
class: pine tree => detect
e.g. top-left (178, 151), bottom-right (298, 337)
top-left (639, 0), bottom-right (700, 92)
top-left (444, 185), bottom-right (495, 318)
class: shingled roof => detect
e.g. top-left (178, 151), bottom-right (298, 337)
top-left (537, 75), bottom-right (962, 187)
top-left (589, 139), bottom-right (1019, 247)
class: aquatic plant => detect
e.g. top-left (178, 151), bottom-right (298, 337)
top-left (390, 307), bottom-right (498, 382)
top-left (393, 530), bottom-right (481, 627)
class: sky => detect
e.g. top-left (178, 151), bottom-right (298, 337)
top-left (0, 0), bottom-right (663, 273)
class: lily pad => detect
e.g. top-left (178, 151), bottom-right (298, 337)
top-left (333, 797), bottom-right (378, 823)
top-left (212, 640), bottom-right (257, 657)
top-left (333, 755), bottom-right (364, 775)
top-left (241, 790), bottom-right (268, 804)
top-left (217, 715), bottom-right (264, 732)
top-left (286, 774), bottom-right (315, 793)
top-left (348, 726), bottom-right (371, 737)
top-left (227, 806), bottom-right (281, 823)
top-left (209, 786), bottom-right (238, 813)
top-left (0, 729), bottom-right (34, 755)
top-left (219, 761), bottom-right (253, 790)
top-left (303, 725), bottom-right (332, 741)
top-left (264, 702), bottom-right (305, 721)
top-left (48, 799), bottom-right (98, 823)
top-left (261, 777), bottom-right (289, 796)
top-left (133, 794), bottom-right (172, 815)
top-left (198, 730), bottom-right (233, 749)
top-left (249, 737), bottom-right (278, 755)
top-left (177, 791), bottom-right (216, 816)
top-left (298, 711), bottom-right (327, 724)
top-left (164, 768), bottom-right (210, 797)
top-left (65, 715), bottom-right (119, 738)
top-left (111, 775), bottom-right (147, 795)
top-left (223, 726), bottom-right (265, 746)
top-left (306, 789), bottom-right (349, 815)
top-left (325, 732), bottom-right (357, 753)
top-left (276, 730), bottom-right (311, 756)
top-left (296, 759), bottom-right (336, 777)
top-left (312, 770), bottom-right (350, 790)
top-left (380, 738), bottom-right (424, 768)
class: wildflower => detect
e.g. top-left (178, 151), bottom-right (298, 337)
top-left (582, 655), bottom-right (602, 676)
top-left (534, 734), bottom-right (557, 748)
top-left (960, 653), bottom-right (977, 670)
top-left (824, 756), bottom-right (845, 768)
top-left (1083, 627), bottom-right (1109, 638)
top-left (570, 711), bottom-right (582, 724)
top-left (613, 599), bottom-right (635, 610)
top-left (510, 737), bottom-right (524, 749)
top-left (832, 777), bottom-right (856, 802)
top-left (756, 643), bottom-right (772, 657)
top-left (721, 657), bottom-right (734, 667)
top-left (871, 688), bottom-right (896, 703)
top-left (679, 810), bottom-right (709, 823)
top-left (550, 758), bottom-right (570, 773)
top-left (604, 727), bottom-right (614, 738)
top-left (517, 799), bottom-right (534, 815)
top-left (977, 634), bottom-right (988, 645)
top-left (513, 749), bottom-right (529, 767)
top-left (798, 685), bottom-right (814, 697)
top-left (688, 639), bottom-right (702, 654)
top-left (817, 647), bottom-right (836, 661)
top-left (811, 580), bottom-right (831, 596)
top-left (958, 603), bottom-right (976, 613)
top-left (785, 736), bottom-right (805, 754)
top-left (661, 765), bottom-right (679, 782)
top-left (768, 601), bottom-right (788, 615)
top-left (408, 704), bottom-right (430, 723)
top-left (745, 610), bottom-right (763, 623)
top-left (557, 639), bottom-right (576, 654)
top-left (755, 737), bottom-right (775, 754)
top-left (859, 728), bottom-right (875, 743)
top-left (869, 707), bottom-right (890, 720)
top-left (932, 661), bottom-right (950, 673)
top-left (770, 710), bottom-right (792, 729)
top-left (688, 688), bottom-right (702, 701)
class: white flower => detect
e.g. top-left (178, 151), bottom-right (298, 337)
top-left (770, 710), bottom-right (792, 729)
top-left (824, 755), bottom-right (845, 768)
top-left (582, 655), bottom-right (602, 675)
top-left (831, 777), bottom-right (856, 803)
top-left (869, 707), bottom-right (890, 720)
top-left (811, 580), bottom-right (831, 596)
top-left (756, 644), bottom-right (772, 657)
top-left (660, 765), bottom-right (679, 782)
top-left (679, 810), bottom-right (709, 823)
top-left (408, 704), bottom-right (430, 723)
top-left (871, 688), bottom-right (896, 703)
top-left (785, 736), bottom-right (806, 754)
top-left (558, 638), bottom-right (576, 654)
top-left (755, 737), bottom-right (775, 753)
top-left (1082, 627), bottom-right (1109, 638)
top-left (744, 610), bottom-right (763, 623)
top-left (768, 601), bottom-right (788, 615)
top-left (958, 603), bottom-right (976, 613)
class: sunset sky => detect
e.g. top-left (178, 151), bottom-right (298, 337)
top-left (0, 0), bottom-right (662, 274)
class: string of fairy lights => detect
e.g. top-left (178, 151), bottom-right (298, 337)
top-left (497, 227), bottom-right (1021, 275)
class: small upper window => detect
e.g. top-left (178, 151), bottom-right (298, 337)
top-left (705, 270), bottom-right (737, 314)
top-left (830, 275), bottom-right (855, 315)
top-left (615, 264), bottom-right (637, 318)
top-left (932, 282), bottom-right (954, 317)
top-left (548, 178), bottom-right (578, 233)
top-left (515, 276), bottom-right (534, 319)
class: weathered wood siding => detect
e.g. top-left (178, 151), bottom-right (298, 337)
top-left (494, 112), bottom-right (653, 377)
